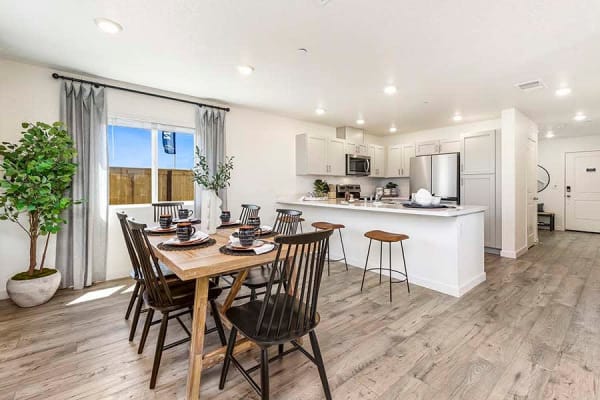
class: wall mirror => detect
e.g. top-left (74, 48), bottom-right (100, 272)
top-left (537, 165), bottom-right (550, 193)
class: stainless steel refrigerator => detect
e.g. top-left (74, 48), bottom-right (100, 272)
top-left (409, 152), bottom-right (460, 203)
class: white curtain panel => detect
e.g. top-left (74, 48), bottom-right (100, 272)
top-left (194, 106), bottom-right (227, 216)
top-left (56, 81), bottom-right (108, 289)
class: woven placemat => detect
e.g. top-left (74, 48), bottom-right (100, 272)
top-left (146, 230), bottom-right (176, 236)
top-left (157, 238), bottom-right (216, 251)
top-left (218, 242), bottom-right (278, 256)
top-left (218, 223), bottom-right (242, 229)
top-left (232, 231), bottom-right (278, 239)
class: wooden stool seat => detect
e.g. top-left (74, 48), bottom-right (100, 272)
top-left (312, 221), bottom-right (345, 230)
top-left (364, 230), bottom-right (409, 243)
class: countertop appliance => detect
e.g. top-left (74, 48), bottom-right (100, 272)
top-left (346, 154), bottom-right (371, 176)
top-left (336, 184), bottom-right (361, 199)
top-left (409, 152), bottom-right (460, 203)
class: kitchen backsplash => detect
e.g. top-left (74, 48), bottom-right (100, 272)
top-left (296, 176), bottom-right (410, 197)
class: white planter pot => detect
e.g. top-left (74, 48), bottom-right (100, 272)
top-left (6, 268), bottom-right (61, 308)
top-left (200, 190), bottom-right (222, 234)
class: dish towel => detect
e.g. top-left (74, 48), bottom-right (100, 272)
top-left (229, 236), bottom-right (275, 254)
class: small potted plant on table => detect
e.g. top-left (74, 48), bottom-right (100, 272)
top-left (1, 122), bottom-right (80, 307)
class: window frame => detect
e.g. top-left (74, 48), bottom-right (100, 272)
top-left (107, 116), bottom-right (195, 206)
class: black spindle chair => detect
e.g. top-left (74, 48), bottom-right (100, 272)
top-left (152, 201), bottom-right (184, 222)
top-left (117, 211), bottom-right (176, 342)
top-left (219, 229), bottom-right (334, 400)
top-left (127, 218), bottom-right (227, 389)
top-left (239, 204), bottom-right (261, 225)
top-left (241, 209), bottom-right (303, 301)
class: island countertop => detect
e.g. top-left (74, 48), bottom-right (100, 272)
top-left (277, 199), bottom-right (486, 217)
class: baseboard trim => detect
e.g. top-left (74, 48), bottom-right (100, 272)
top-left (500, 245), bottom-right (528, 259)
top-left (458, 272), bottom-right (487, 297)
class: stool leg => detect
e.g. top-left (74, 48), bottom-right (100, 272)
top-left (339, 229), bottom-right (348, 271)
top-left (379, 241), bottom-right (383, 285)
top-left (360, 239), bottom-right (372, 292)
top-left (389, 243), bottom-right (393, 302)
top-left (401, 241), bottom-right (410, 293)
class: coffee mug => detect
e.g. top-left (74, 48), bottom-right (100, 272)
top-left (159, 214), bottom-right (173, 229)
top-left (238, 225), bottom-right (256, 247)
top-left (247, 216), bottom-right (261, 235)
top-left (220, 211), bottom-right (231, 223)
top-left (178, 209), bottom-right (194, 219)
top-left (176, 222), bottom-right (196, 242)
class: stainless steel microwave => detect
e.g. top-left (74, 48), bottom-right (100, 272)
top-left (345, 154), bottom-right (371, 176)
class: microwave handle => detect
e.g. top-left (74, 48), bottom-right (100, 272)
top-left (365, 159), bottom-right (370, 173)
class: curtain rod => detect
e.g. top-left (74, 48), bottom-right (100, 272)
top-left (51, 73), bottom-right (230, 112)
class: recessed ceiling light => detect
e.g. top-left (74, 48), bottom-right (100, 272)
top-left (356, 119), bottom-right (365, 125)
top-left (94, 18), bottom-right (123, 34)
top-left (574, 112), bottom-right (587, 121)
top-left (555, 87), bottom-right (572, 97)
top-left (237, 65), bottom-right (255, 76)
top-left (383, 85), bottom-right (398, 95)
top-left (452, 113), bottom-right (463, 122)
top-left (545, 130), bottom-right (555, 138)
top-left (315, 107), bottom-right (325, 115)
top-left (389, 126), bottom-right (397, 133)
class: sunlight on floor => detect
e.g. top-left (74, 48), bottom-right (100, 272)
top-left (66, 285), bottom-right (126, 305)
top-left (121, 284), bottom-right (137, 294)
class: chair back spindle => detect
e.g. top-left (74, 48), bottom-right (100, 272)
top-left (117, 211), bottom-right (142, 279)
top-left (152, 202), bottom-right (184, 222)
top-left (254, 230), bottom-right (331, 339)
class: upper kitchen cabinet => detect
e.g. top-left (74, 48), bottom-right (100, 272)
top-left (461, 130), bottom-right (496, 174)
top-left (369, 144), bottom-right (385, 177)
top-left (345, 142), bottom-right (369, 156)
top-left (415, 140), bottom-right (440, 156)
top-left (439, 139), bottom-right (461, 153)
top-left (296, 134), bottom-right (345, 176)
top-left (386, 143), bottom-right (414, 177)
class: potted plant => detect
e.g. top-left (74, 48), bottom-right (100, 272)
top-left (0, 122), bottom-right (79, 307)
top-left (313, 179), bottom-right (329, 198)
top-left (384, 181), bottom-right (398, 196)
top-left (192, 147), bottom-right (234, 234)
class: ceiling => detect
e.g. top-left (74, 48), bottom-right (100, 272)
top-left (1, 0), bottom-right (600, 138)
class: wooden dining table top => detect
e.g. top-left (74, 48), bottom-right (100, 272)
top-left (147, 227), bottom-right (280, 281)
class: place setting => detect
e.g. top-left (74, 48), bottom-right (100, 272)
top-left (157, 222), bottom-right (216, 251)
top-left (231, 216), bottom-right (276, 239)
top-left (220, 225), bottom-right (277, 256)
top-left (217, 211), bottom-right (242, 228)
top-left (145, 214), bottom-right (177, 235)
top-left (172, 208), bottom-right (201, 224)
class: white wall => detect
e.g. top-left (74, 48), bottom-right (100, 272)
top-left (381, 119), bottom-right (501, 196)
top-left (538, 135), bottom-right (600, 231)
top-left (0, 57), bottom-right (364, 298)
top-left (500, 108), bottom-right (537, 258)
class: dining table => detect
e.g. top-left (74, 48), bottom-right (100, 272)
top-left (147, 226), bottom-right (281, 400)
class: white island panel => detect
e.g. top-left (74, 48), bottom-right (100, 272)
top-left (277, 200), bottom-right (486, 297)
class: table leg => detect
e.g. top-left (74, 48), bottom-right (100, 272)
top-left (186, 277), bottom-right (209, 400)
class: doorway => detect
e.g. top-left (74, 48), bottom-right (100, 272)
top-left (565, 150), bottom-right (600, 233)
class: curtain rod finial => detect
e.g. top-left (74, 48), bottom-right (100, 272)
top-left (52, 73), bottom-right (60, 79)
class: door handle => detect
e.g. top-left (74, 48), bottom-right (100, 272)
top-left (533, 197), bottom-right (539, 201)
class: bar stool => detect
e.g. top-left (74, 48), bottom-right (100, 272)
top-left (312, 221), bottom-right (348, 276)
top-left (360, 230), bottom-right (410, 302)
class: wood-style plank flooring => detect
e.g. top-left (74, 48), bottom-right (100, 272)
top-left (1, 230), bottom-right (599, 399)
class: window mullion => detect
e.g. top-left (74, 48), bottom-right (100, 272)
top-left (151, 128), bottom-right (158, 203)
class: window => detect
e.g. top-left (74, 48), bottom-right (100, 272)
top-left (108, 121), bottom-right (195, 205)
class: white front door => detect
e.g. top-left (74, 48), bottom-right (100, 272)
top-left (565, 151), bottom-right (600, 233)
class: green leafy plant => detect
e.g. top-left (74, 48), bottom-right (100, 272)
top-left (313, 179), bottom-right (329, 196)
top-left (192, 146), bottom-right (234, 192)
top-left (385, 181), bottom-right (398, 189)
top-left (0, 122), bottom-right (80, 277)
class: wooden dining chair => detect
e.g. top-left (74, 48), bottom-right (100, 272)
top-left (127, 218), bottom-right (227, 389)
top-left (219, 229), bottom-right (334, 400)
top-left (241, 209), bottom-right (303, 301)
top-left (152, 201), bottom-right (184, 222)
top-left (239, 204), bottom-right (261, 225)
top-left (117, 211), bottom-right (176, 342)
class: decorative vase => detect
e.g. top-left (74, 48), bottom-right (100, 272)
top-left (200, 189), bottom-right (222, 234)
top-left (6, 268), bottom-right (61, 308)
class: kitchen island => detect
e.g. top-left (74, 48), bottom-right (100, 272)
top-left (277, 199), bottom-right (487, 297)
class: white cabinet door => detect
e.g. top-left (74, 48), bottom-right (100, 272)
top-left (369, 144), bottom-right (385, 177)
top-left (344, 142), bottom-right (356, 155)
top-left (328, 138), bottom-right (346, 176)
top-left (345, 142), bottom-right (368, 156)
top-left (306, 135), bottom-right (328, 175)
top-left (401, 144), bottom-right (415, 177)
top-left (461, 174), bottom-right (496, 247)
top-left (461, 130), bottom-right (496, 174)
top-left (416, 140), bottom-right (440, 156)
top-left (439, 139), bottom-right (461, 153)
top-left (387, 145), bottom-right (403, 177)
